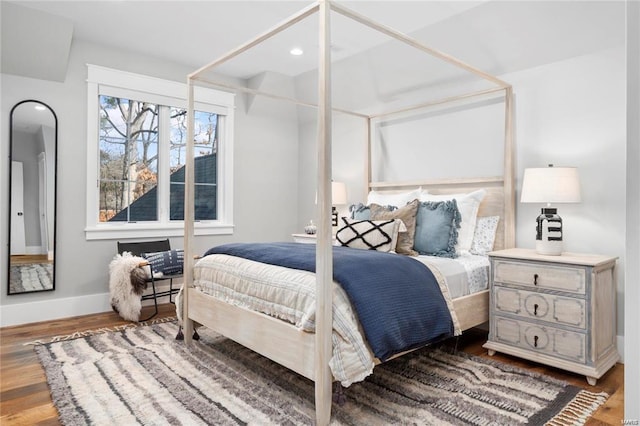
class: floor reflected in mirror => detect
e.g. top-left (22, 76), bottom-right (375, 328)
top-left (9, 255), bottom-right (53, 293)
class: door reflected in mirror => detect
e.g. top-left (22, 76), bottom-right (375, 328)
top-left (8, 100), bottom-right (57, 294)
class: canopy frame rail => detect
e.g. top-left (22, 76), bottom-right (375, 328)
top-left (369, 176), bottom-right (506, 190)
top-left (369, 86), bottom-right (508, 121)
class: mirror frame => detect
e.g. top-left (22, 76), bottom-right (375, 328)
top-left (7, 100), bottom-right (58, 295)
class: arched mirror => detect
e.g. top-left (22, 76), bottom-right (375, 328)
top-left (8, 100), bottom-right (57, 294)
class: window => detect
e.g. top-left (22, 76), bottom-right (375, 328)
top-left (86, 65), bottom-right (235, 240)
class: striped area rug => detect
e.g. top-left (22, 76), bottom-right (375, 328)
top-left (35, 320), bottom-right (608, 425)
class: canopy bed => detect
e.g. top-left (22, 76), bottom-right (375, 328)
top-left (181, 1), bottom-right (514, 424)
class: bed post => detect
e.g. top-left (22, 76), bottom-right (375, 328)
top-left (366, 117), bottom-right (372, 199)
top-left (183, 78), bottom-right (195, 343)
top-left (315, 0), bottom-right (333, 424)
top-left (503, 86), bottom-right (516, 249)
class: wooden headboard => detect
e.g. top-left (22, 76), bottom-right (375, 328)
top-left (369, 176), bottom-right (515, 251)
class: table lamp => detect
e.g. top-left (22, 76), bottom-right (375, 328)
top-left (331, 181), bottom-right (347, 227)
top-left (520, 165), bottom-right (581, 255)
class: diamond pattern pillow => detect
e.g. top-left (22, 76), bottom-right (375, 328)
top-left (336, 218), bottom-right (401, 252)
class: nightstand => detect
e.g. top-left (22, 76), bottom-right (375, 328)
top-left (292, 233), bottom-right (337, 245)
top-left (483, 248), bottom-right (618, 386)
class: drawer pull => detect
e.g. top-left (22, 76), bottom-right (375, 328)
top-left (533, 273), bottom-right (539, 285)
top-left (534, 304), bottom-right (538, 316)
top-left (534, 335), bottom-right (539, 347)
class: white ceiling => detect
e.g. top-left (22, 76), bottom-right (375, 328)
top-left (2, 1), bottom-right (625, 82)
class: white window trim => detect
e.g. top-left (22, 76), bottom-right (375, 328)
top-left (85, 64), bottom-right (235, 240)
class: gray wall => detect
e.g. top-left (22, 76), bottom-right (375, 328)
top-left (1, 39), bottom-right (301, 317)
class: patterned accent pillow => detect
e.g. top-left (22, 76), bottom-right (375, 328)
top-left (413, 199), bottom-right (462, 258)
top-left (470, 216), bottom-right (500, 255)
top-left (142, 249), bottom-right (184, 276)
top-left (370, 199), bottom-right (419, 256)
top-left (336, 218), bottom-right (401, 252)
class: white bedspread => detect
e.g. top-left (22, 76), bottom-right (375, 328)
top-left (414, 253), bottom-right (490, 298)
top-left (192, 252), bottom-right (475, 386)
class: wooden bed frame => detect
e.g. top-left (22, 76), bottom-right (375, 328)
top-left (182, 2), bottom-right (515, 424)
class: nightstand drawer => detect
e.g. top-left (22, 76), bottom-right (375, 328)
top-left (493, 260), bottom-right (586, 294)
top-left (493, 316), bottom-right (586, 363)
top-left (494, 286), bottom-right (586, 329)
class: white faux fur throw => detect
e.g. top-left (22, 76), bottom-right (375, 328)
top-left (109, 252), bottom-right (149, 322)
top-left (175, 285), bottom-right (203, 335)
top-left (174, 286), bottom-right (197, 326)
top-left (175, 285), bottom-right (185, 325)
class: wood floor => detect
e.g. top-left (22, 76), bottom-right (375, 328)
top-left (0, 304), bottom-right (624, 425)
top-left (10, 255), bottom-right (52, 266)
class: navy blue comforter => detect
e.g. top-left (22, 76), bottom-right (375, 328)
top-left (205, 242), bottom-right (453, 361)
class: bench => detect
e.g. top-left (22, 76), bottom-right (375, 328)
top-left (116, 239), bottom-right (182, 321)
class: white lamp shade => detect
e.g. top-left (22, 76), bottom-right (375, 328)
top-left (331, 181), bottom-right (347, 205)
top-left (520, 166), bottom-right (581, 204)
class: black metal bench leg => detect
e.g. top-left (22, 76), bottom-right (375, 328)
top-left (139, 278), bottom-right (159, 322)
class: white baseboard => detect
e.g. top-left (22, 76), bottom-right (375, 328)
top-left (617, 335), bottom-right (625, 363)
top-left (0, 283), bottom-right (176, 328)
top-left (25, 245), bottom-right (45, 255)
top-left (1, 292), bottom-right (112, 327)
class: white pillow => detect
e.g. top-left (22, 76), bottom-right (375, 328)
top-left (470, 216), bottom-right (500, 255)
top-left (335, 218), bottom-right (402, 252)
top-left (366, 188), bottom-right (421, 208)
top-left (419, 189), bottom-right (487, 254)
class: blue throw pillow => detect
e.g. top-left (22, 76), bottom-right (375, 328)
top-left (413, 200), bottom-right (461, 258)
top-left (350, 203), bottom-right (371, 220)
top-left (142, 249), bottom-right (184, 275)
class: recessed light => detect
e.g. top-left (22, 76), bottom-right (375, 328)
top-left (290, 47), bottom-right (304, 56)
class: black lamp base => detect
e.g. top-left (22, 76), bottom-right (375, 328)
top-left (535, 207), bottom-right (563, 255)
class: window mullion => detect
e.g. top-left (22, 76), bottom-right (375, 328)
top-left (157, 106), bottom-right (170, 223)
